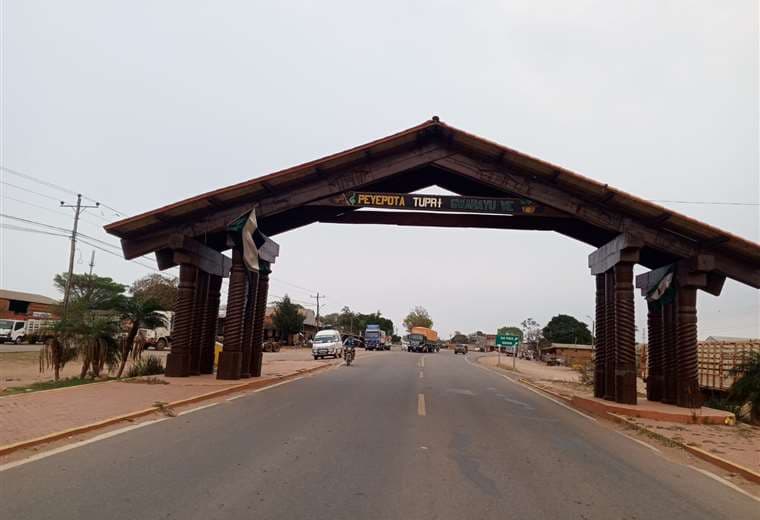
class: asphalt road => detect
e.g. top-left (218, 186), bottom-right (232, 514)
top-left (1, 350), bottom-right (757, 519)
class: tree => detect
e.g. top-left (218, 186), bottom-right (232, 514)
top-left (728, 352), bottom-right (760, 424)
top-left (272, 295), bottom-right (305, 344)
top-left (44, 273), bottom-right (126, 379)
top-left (403, 306), bottom-right (433, 332)
top-left (130, 274), bottom-right (178, 310)
top-left (542, 314), bottom-right (592, 345)
top-left (115, 297), bottom-right (168, 378)
top-left (497, 326), bottom-right (523, 342)
top-left (53, 273), bottom-right (126, 310)
top-left (521, 318), bottom-right (543, 351)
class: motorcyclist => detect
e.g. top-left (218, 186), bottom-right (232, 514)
top-left (344, 336), bottom-right (356, 365)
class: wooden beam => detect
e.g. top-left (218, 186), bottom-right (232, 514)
top-left (318, 210), bottom-right (575, 231)
top-left (119, 143), bottom-right (452, 259)
top-left (153, 235), bottom-right (232, 277)
top-left (588, 233), bottom-right (644, 275)
top-left (433, 153), bottom-right (760, 288)
top-left (635, 255), bottom-right (726, 297)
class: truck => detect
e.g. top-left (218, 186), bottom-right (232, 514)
top-left (138, 311), bottom-right (174, 350)
top-left (0, 319), bottom-right (58, 344)
top-left (407, 326), bottom-right (439, 353)
top-left (364, 324), bottom-right (384, 351)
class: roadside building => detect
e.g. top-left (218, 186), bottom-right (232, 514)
top-left (263, 306), bottom-right (318, 345)
top-left (540, 343), bottom-right (593, 366)
top-left (0, 289), bottom-right (59, 320)
top-left (485, 334), bottom-right (497, 352)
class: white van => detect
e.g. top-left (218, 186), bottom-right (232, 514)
top-left (312, 329), bottom-right (343, 360)
top-left (0, 319), bottom-right (26, 344)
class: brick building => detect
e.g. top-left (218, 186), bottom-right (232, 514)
top-left (0, 289), bottom-right (59, 320)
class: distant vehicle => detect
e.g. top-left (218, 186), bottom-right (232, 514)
top-left (454, 344), bottom-right (468, 355)
top-left (0, 319), bottom-right (26, 344)
top-left (312, 329), bottom-right (344, 360)
top-left (0, 319), bottom-right (57, 344)
top-left (364, 324), bottom-right (385, 351)
top-left (408, 326), bottom-right (439, 353)
top-left (139, 311), bottom-right (174, 350)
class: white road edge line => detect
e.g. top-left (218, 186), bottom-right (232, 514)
top-left (687, 465), bottom-right (760, 504)
top-left (177, 402), bottom-right (219, 416)
top-left (252, 376), bottom-right (304, 392)
top-left (615, 431), bottom-right (661, 454)
top-left (226, 393), bottom-right (247, 401)
top-left (0, 418), bottom-right (169, 473)
top-left (1, 374), bottom-right (311, 471)
top-left (463, 354), bottom-right (597, 423)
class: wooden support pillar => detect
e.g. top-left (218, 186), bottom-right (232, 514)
top-left (675, 286), bottom-right (701, 408)
top-left (239, 271), bottom-right (258, 378)
top-left (199, 274), bottom-right (222, 374)
top-left (188, 270), bottom-right (208, 375)
top-left (165, 263), bottom-right (197, 377)
top-left (646, 303), bottom-right (664, 402)
top-left (250, 261), bottom-right (270, 377)
top-left (603, 269), bottom-right (616, 401)
top-left (662, 301), bottom-right (678, 404)
top-left (217, 248), bottom-right (247, 380)
top-left (613, 262), bottom-right (637, 405)
top-left (593, 274), bottom-right (606, 398)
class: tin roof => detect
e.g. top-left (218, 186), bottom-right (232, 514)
top-left (0, 289), bottom-right (59, 306)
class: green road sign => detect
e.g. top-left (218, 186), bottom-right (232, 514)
top-left (496, 335), bottom-right (520, 347)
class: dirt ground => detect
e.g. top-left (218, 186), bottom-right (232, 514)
top-left (0, 346), bottom-right (320, 391)
top-left (0, 349), bottom-right (170, 390)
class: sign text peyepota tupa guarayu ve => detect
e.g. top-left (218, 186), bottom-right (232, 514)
top-left (344, 192), bottom-right (542, 215)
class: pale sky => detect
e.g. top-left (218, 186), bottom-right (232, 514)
top-left (1, 1), bottom-right (758, 339)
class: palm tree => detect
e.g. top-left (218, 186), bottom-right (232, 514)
top-left (116, 297), bottom-right (167, 378)
top-left (729, 352), bottom-right (760, 424)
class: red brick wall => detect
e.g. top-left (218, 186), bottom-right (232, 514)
top-left (0, 298), bottom-right (58, 320)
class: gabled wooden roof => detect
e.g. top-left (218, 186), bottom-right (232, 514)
top-left (105, 117), bottom-right (760, 288)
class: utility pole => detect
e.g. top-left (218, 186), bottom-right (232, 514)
top-left (88, 250), bottom-right (96, 276)
top-left (310, 292), bottom-right (325, 329)
top-left (60, 194), bottom-right (99, 318)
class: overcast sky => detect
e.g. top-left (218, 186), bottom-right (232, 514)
top-left (2, 1), bottom-right (758, 339)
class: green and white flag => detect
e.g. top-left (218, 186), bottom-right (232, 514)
top-left (229, 209), bottom-right (280, 272)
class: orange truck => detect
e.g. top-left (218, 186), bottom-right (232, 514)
top-left (408, 326), bottom-right (439, 353)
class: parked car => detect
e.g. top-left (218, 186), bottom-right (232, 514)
top-left (311, 329), bottom-right (344, 360)
top-left (454, 344), bottom-right (468, 355)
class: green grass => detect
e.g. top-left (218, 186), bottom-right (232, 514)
top-left (1, 377), bottom-right (107, 396)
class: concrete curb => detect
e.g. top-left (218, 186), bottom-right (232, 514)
top-left (0, 363), bottom-right (331, 457)
top-left (609, 413), bottom-right (760, 485)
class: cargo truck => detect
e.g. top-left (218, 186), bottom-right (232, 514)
top-left (407, 326), bottom-right (439, 353)
top-left (364, 324), bottom-right (383, 351)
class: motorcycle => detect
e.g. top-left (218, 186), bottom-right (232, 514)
top-left (345, 347), bottom-right (355, 366)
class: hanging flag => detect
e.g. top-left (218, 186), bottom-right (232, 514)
top-left (228, 208), bottom-right (280, 272)
top-left (645, 264), bottom-right (676, 306)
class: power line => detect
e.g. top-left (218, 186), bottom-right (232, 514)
top-left (0, 165), bottom-right (126, 217)
top-left (0, 180), bottom-right (63, 202)
top-left (270, 276), bottom-right (317, 294)
top-left (78, 237), bottom-right (160, 272)
top-left (0, 223), bottom-right (70, 238)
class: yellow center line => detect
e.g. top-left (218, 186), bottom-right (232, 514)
top-left (417, 393), bottom-right (426, 416)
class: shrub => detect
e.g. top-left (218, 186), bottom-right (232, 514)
top-left (728, 352), bottom-right (760, 424)
top-left (126, 355), bottom-right (165, 378)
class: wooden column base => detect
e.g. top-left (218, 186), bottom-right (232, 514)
top-left (165, 352), bottom-right (190, 377)
top-left (217, 351), bottom-right (243, 380)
